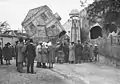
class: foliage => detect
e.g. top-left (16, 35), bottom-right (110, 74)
top-left (87, 0), bottom-right (120, 26)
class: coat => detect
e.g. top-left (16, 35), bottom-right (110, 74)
top-left (48, 45), bottom-right (56, 63)
top-left (56, 45), bottom-right (64, 58)
top-left (82, 45), bottom-right (90, 60)
top-left (75, 43), bottom-right (83, 56)
top-left (17, 43), bottom-right (24, 62)
top-left (89, 46), bottom-right (94, 58)
top-left (41, 46), bottom-right (48, 63)
top-left (69, 45), bottom-right (75, 61)
top-left (63, 45), bottom-right (69, 62)
top-left (36, 45), bottom-right (42, 62)
top-left (11, 46), bottom-right (16, 57)
top-left (26, 43), bottom-right (36, 63)
top-left (3, 46), bottom-right (12, 60)
top-left (0, 47), bottom-right (2, 59)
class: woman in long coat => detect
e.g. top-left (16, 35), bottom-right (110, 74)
top-left (47, 42), bottom-right (55, 68)
top-left (17, 40), bottom-right (24, 72)
top-left (41, 43), bottom-right (48, 68)
top-left (36, 43), bottom-right (42, 68)
top-left (69, 42), bottom-right (75, 64)
top-left (63, 43), bottom-right (69, 63)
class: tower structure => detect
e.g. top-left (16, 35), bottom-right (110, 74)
top-left (69, 9), bottom-right (81, 43)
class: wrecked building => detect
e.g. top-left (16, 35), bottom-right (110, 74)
top-left (21, 5), bottom-right (66, 42)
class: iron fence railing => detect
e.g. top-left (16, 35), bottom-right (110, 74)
top-left (98, 35), bottom-right (120, 61)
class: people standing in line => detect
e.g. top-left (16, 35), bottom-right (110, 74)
top-left (16, 39), bottom-right (24, 73)
top-left (25, 39), bottom-right (36, 74)
top-left (41, 43), bottom-right (48, 68)
top-left (0, 45), bottom-right (3, 65)
top-left (93, 44), bottom-right (99, 61)
top-left (63, 43), bottom-right (69, 63)
top-left (69, 42), bottom-right (75, 64)
top-left (36, 41), bottom-right (43, 68)
top-left (75, 40), bottom-right (83, 64)
top-left (47, 42), bottom-right (55, 68)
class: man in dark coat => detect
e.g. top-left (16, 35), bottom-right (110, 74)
top-left (3, 43), bottom-right (12, 65)
top-left (63, 43), bottom-right (69, 63)
top-left (75, 40), bottom-right (83, 63)
top-left (0, 46), bottom-right (3, 65)
top-left (3, 44), bottom-right (8, 65)
top-left (15, 41), bottom-right (18, 67)
top-left (26, 39), bottom-right (36, 74)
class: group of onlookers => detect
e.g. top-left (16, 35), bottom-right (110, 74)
top-left (15, 38), bottom-right (56, 74)
top-left (0, 38), bottom-right (99, 74)
top-left (0, 38), bottom-right (57, 74)
top-left (35, 41), bottom-right (56, 69)
top-left (55, 40), bottom-right (99, 64)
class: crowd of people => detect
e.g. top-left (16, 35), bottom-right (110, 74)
top-left (0, 38), bottom-right (99, 74)
top-left (56, 40), bottom-right (99, 64)
top-left (0, 38), bottom-right (57, 74)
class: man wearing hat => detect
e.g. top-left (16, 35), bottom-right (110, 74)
top-left (26, 39), bottom-right (36, 74)
top-left (75, 40), bottom-right (83, 63)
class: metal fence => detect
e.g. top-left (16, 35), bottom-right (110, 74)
top-left (98, 35), bottom-right (120, 61)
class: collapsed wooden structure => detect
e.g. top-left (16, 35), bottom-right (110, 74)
top-left (21, 5), bottom-right (66, 43)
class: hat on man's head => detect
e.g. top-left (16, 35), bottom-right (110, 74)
top-left (7, 42), bottom-right (11, 45)
top-left (29, 39), bottom-right (33, 42)
top-left (78, 40), bottom-right (80, 42)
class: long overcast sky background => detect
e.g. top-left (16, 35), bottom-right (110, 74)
top-left (0, 0), bottom-right (93, 30)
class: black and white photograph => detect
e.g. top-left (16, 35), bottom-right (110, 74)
top-left (0, 0), bottom-right (120, 84)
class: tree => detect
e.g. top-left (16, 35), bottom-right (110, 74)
top-left (87, 0), bottom-right (120, 26)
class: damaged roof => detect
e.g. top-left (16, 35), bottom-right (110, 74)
top-left (21, 5), bottom-right (51, 26)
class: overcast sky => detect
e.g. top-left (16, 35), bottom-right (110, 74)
top-left (0, 0), bottom-right (93, 30)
